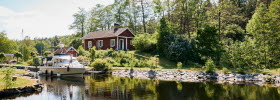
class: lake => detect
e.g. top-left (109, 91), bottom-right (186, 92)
top-left (4, 75), bottom-right (280, 100)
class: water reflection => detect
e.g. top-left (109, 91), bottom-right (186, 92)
top-left (6, 75), bottom-right (280, 100)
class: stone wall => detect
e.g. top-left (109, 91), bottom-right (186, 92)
top-left (112, 69), bottom-right (280, 86)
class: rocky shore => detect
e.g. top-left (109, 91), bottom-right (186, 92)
top-left (112, 69), bottom-right (280, 86)
top-left (0, 84), bottom-right (43, 98)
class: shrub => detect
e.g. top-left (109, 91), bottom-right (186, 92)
top-left (89, 46), bottom-right (96, 62)
top-left (203, 58), bottom-right (215, 73)
top-left (236, 68), bottom-right (245, 74)
top-left (77, 56), bottom-right (90, 65)
top-left (177, 62), bottom-right (182, 70)
top-left (77, 46), bottom-right (90, 56)
top-left (165, 35), bottom-right (199, 63)
top-left (222, 67), bottom-right (230, 73)
top-left (95, 48), bottom-right (114, 59)
top-left (132, 33), bottom-right (157, 52)
top-left (1, 67), bottom-right (16, 89)
top-left (0, 52), bottom-right (5, 62)
top-left (33, 58), bottom-right (40, 66)
top-left (27, 60), bottom-right (34, 66)
top-left (90, 59), bottom-right (111, 71)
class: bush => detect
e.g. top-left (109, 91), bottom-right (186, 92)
top-left (90, 59), bottom-right (111, 71)
top-left (0, 67), bottom-right (16, 89)
top-left (203, 58), bottom-right (215, 73)
top-left (165, 35), bottom-right (199, 63)
top-left (77, 46), bottom-right (90, 56)
top-left (77, 56), bottom-right (90, 65)
top-left (33, 58), bottom-right (40, 66)
top-left (177, 62), bottom-right (182, 70)
top-left (132, 33), bottom-right (157, 52)
top-left (27, 60), bottom-right (34, 66)
top-left (222, 67), bottom-right (230, 73)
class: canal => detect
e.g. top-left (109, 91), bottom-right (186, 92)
top-left (4, 75), bottom-right (280, 100)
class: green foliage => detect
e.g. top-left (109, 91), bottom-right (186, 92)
top-left (77, 56), bottom-right (90, 65)
top-left (0, 32), bottom-right (16, 53)
top-left (132, 33), bottom-right (157, 52)
top-left (34, 42), bottom-right (45, 56)
top-left (165, 35), bottom-right (199, 63)
top-left (69, 8), bottom-right (87, 37)
top-left (177, 62), bottom-right (182, 70)
top-left (77, 46), bottom-right (90, 56)
top-left (14, 52), bottom-right (22, 63)
top-left (33, 58), bottom-right (40, 66)
top-left (157, 18), bottom-right (170, 55)
top-left (222, 67), bottom-right (229, 73)
top-left (245, 2), bottom-right (280, 68)
top-left (90, 59), bottom-right (111, 71)
top-left (226, 37), bottom-right (258, 69)
top-left (0, 67), bottom-right (16, 89)
top-left (0, 53), bottom-right (5, 62)
top-left (197, 26), bottom-right (223, 64)
top-left (203, 58), bottom-right (215, 73)
top-left (69, 39), bottom-right (83, 49)
top-left (89, 46), bottom-right (96, 62)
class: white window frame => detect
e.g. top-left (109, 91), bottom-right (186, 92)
top-left (88, 41), bottom-right (92, 48)
top-left (97, 40), bottom-right (103, 48)
top-left (110, 39), bottom-right (115, 47)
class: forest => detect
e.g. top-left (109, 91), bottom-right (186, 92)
top-left (0, 0), bottom-right (279, 72)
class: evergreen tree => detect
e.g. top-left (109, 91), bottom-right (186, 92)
top-left (266, 0), bottom-right (280, 68)
top-left (246, 3), bottom-right (269, 68)
top-left (157, 18), bottom-right (170, 55)
top-left (196, 26), bottom-right (222, 64)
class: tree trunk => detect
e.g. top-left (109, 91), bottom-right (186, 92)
top-left (81, 22), bottom-right (84, 37)
top-left (140, 0), bottom-right (146, 33)
top-left (218, 10), bottom-right (221, 41)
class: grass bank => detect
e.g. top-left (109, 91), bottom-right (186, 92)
top-left (0, 70), bottom-right (37, 90)
top-left (113, 50), bottom-right (280, 75)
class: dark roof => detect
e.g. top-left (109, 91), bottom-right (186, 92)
top-left (81, 28), bottom-right (129, 40)
top-left (54, 47), bottom-right (77, 54)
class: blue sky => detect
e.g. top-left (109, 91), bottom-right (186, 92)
top-left (0, 0), bottom-right (44, 12)
top-left (0, 0), bottom-right (114, 40)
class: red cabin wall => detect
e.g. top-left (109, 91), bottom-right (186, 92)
top-left (85, 37), bottom-right (118, 50)
top-left (66, 51), bottom-right (78, 57)
top-left (84, 29), bottom-right (135, 50)
top-left (119, 29), bottom-right (134, 37)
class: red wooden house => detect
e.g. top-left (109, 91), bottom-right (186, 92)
top-left (81, 24), bottom-right (135, 50)
top-left (54, 47), bottom-right (79, 57)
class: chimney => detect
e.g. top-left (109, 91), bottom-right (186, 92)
top-left (114, 23), bottom-right (119, 33)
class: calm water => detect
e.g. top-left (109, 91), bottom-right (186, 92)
top-left (5, 75), bottom-right (280, 100)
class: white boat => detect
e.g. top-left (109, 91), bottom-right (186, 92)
top-left (39, 54), bottom-right (86, 76)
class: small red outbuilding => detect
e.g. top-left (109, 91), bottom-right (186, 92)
top-left (54, 47), bottom-right (78, 57)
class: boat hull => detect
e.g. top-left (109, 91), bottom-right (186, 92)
top-left (39, 67), bottom-right (86, 76)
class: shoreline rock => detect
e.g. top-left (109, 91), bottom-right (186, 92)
top-left (112, 69), bottom-right (280, 87)
top-left (0, 84), bottom-right (43, 98)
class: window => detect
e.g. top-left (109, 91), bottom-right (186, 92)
top-left (88, 41), bottom-right (92, 48)
top-left (97, 40), bottom-right (103, 48)
top-left (130, 40), bottom-right (133, 45)
top-left (110, 39), bottom-right (115, 47)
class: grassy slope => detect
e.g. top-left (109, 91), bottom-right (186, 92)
top-left (114, 50), bottom-right (280, 75)
top-left (0, 70), bottom-right (37, 90)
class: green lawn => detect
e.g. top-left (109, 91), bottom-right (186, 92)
top-left (0, 70), bottom-right (37, 90)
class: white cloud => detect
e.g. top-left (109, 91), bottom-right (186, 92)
top-left (0, 0), bottom-right (114, 40)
